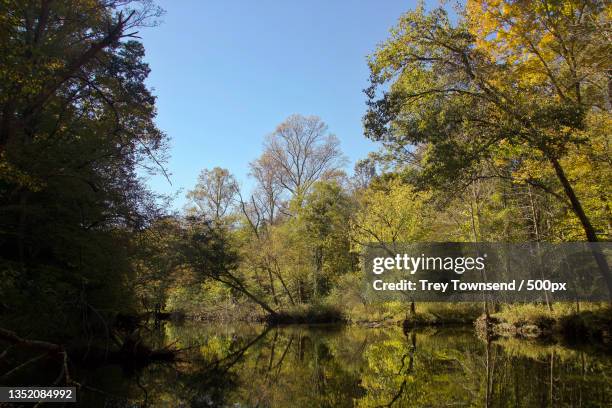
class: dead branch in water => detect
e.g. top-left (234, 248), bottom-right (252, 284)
top-left (0, 327), bottom-right (74, 386)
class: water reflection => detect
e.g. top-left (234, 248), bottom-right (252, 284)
top-left (78, 323), bottom-right (612, 407)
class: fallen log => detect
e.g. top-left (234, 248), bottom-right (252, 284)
top-left (0, 327), bottom-right (72, 384)
top-left (0, 328), bottom-right (63, 352)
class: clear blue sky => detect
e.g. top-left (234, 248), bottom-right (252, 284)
top-left (139, 0), bottom-right (428, 209)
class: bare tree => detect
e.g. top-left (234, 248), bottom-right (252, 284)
top-left (262, 114), bottom-right (345, 206)
top-left (186, 167), bottom-right (238, 222)
top-left (249, 152), bottom-right (283, 225)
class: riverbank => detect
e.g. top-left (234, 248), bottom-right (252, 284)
top-left (179, 301), bottom-right (612, 350)
top-left (182, 302), bottom-right (482, 327)
top-left (474, 304), bottom-right (612, 348)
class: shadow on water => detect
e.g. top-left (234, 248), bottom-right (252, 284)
top-left (72, 322), bottom-right (611, 407)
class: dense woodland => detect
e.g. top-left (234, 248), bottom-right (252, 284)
top-left (0, 0), bottom-right (610, 390)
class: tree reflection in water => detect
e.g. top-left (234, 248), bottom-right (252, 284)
top-left (77, 323), bottom-right (612, 407)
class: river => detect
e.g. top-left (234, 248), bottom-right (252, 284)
top-left (74, 322), bottom-right (611, 407)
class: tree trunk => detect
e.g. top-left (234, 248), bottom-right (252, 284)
top-left (212, 274), bottom-right (277, 317)
top-left (266, 267), bottom-right (278, 306)
top-left (549, 156), bottom-right (612, 301)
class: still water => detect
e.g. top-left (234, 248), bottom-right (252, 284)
top-left (77, 323), bottom-right (611, 407)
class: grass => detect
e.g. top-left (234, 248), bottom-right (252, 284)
top-left (493, 302), bottom-right (608, 325)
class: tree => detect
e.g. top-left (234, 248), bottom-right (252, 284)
top-left (0, 8), bottom-right (172, 386)
top-left (262, 114), bottom-right (345, 207)
top-left (351, 177), bottom-right (431, 248)
top-left (0, 0), bottom-right (163, 153)
top-left (187, 167), bottom-right (238, 223)
top-left (363, 2), bottom-right (612, 297)
top-left (300, 181), bottom-right (356, 300)
top-left (0, 0), bottom-right (167, 334)
top-left (249, 152), bottom-right (283, 225)
top-left (180, 216), bottom-right (278, 316)
top-left (352, 157), bottom-right (377, 190)
top-left (464, 0), bottom-right (611, 241)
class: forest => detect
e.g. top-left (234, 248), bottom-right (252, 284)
top-left (0, 0), bottom-right (610, 405)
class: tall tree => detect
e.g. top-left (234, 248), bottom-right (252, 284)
top-left (262, 114), bottom-right (345, 207)
top-left (249, 152), bottom-right (283, 225)
top-left (363, 2), bottom-right (612, 297)
top-left (187, 167), bottom-right (238, 223)
top-left (0, 0), bottom-right (167, 338)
